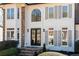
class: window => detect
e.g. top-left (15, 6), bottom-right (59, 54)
top-left (17, 8), bottom-right (19, 19)
top-left (7, 31), bottom-right (10, 40)
top-left (7, 9), bottom-right (10, 19)
top-left (62, 6), bottom-right (67, 18)
top-left (45, 7), bottom-right (48, 19)
top-left (32, 9), bottom-right (41, 22)
top-left (45, 7), bottom-right (54, 19)
top-left (11, 31), bottom-right (14, 39)
top-left (7, 8), bottom-right (14, 19)
top-left (48, 28), bottom-right (54, 45)
top-left (49, 7), bottom-right (54, 18)
top-left (61, 28), bottom-right (68, 46)
top-left (58, 6), bottom-right (62, 18)
top-left (7, 28), bottom-right (14, 40)
top-left (54, 6), bottom-right (57, 18)
top-left (45, 4), bottom-right (72, 19)
top-left (11, 8), bottom-right (14, 19)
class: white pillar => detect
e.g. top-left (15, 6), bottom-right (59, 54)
top-left (14, 7), bottom-right (17, 41)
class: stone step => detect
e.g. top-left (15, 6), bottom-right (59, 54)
top-left (18, 47), bottom-right (43, 56)
top-left (20, 47), bottom-right (42, 50)
top-left (19, 53), bottom-right (34, 56)
top-left (20, 50), bottom-right (34, 54)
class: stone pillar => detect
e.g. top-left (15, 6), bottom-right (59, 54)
top-left (21, 7), bottom-right (25, 47)
top-left (3, 9), bottom-right (5, 41)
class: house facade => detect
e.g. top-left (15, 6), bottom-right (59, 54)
top-left (0, 3), bottom-right (79, 52)
top-left (0, 26), bottom-right (3, 41)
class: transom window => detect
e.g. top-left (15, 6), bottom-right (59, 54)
top-left (32, 9), bottom-right (41, 22)
top-left (7, 8), bottom-right (14, 19)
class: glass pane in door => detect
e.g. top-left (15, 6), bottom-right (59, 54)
top-left (37, 29), bottom-right (41, 45)
top-left (31, 28), bottom-right (41, 46)
top-left (31, 29), bottom-right (36, 45)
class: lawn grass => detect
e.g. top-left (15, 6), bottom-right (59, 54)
top-left (0, 48), bottom-right (18, 56)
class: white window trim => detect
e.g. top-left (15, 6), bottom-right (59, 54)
top-left (61, 27), bottom-right (68, 47)
top-left (61, 28), bottom-right (68, 47)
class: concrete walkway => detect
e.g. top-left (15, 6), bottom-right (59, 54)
top-left (38, 52), bottom-right (67, 56)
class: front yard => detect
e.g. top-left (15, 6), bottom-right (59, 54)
top-left (0, 40), bottom-right (18, 56)
top-left (0, 48), bottom-right (18, 56)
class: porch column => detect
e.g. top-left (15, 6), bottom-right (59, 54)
top-left (14, 8), bottom-right (18, 41)
top-left (3, 9), bottom-right (5, 41)
top-left (21, 7), bottom-right (25, 47)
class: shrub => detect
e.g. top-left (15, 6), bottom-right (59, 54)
top-left (0, 48), bottom-right (18, 56)
top-left (43, 43), bottom-right (46, 52)
top-left (0, 40), bottom-right (18, 51)
top-left (75, 40), bottom-right (79, 53)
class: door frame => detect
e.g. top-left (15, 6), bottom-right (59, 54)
top-left (31, 28), bottom-right (41, 46)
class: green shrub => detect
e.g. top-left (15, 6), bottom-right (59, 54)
top-left (75, 40), bottom-right (79, 53)
top-left (0, 40), bottom-right (18, 51)
top-left (43, 44), bottom-right (46, 52)
top-left (0, 48), bottom-right (18, 56)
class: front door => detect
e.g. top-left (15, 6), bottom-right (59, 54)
top-left (31, 28), bottom-right (41, 46)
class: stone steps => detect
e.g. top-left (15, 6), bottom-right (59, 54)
top-left (18, 47), bottom-right (43, 56)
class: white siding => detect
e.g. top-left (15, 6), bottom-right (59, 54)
top-left (0, 28), bottom-right (3, 41)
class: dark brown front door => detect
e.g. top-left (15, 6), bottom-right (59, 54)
top-left (31, 28), bottom-right (41, 46)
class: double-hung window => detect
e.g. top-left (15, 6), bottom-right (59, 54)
top-left (62, 6), bottom-right (68, 18)
top-left (45, 4), bottom-right (72, 19)
top-left (45, 7), bottom-right (54, 19)
top-left (48, 28), bottom-right (54, 45)
top-left (7, 8), bottom-right (14, 19)
top-left (7, 28), bottom-right (14, 40)
top-left (61, 28), bottom-right (68, 46)
top-left (49, 7), bottom-right (54, 18)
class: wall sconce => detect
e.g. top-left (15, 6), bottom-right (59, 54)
top-left (27, 29), bottom-right (29, 32)
top-left (43, 29), bottom-right (45, 32)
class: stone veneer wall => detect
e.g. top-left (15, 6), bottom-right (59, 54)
top-left (3, 9), bottom-right (5, 41)
top-left (21, 7), bottom-right (25, 47)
